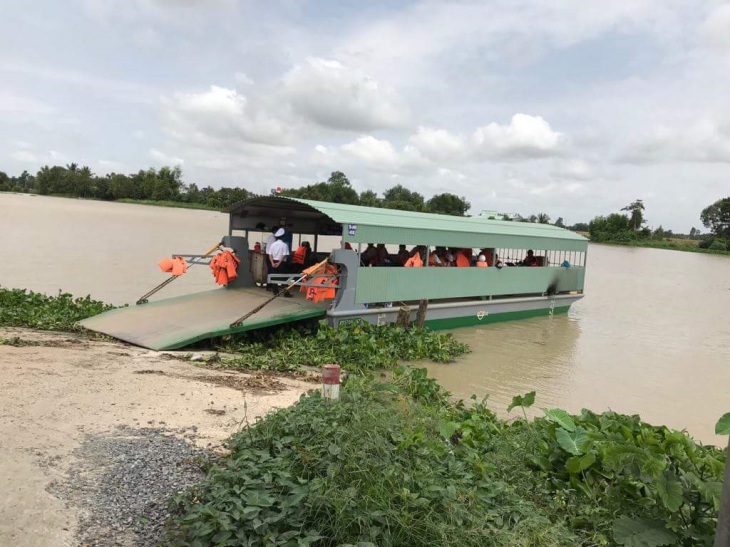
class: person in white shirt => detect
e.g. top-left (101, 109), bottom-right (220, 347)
top-left (266, 227), bottom-right (278, 251)
top-left (267, 228), bottom-right (291, 297)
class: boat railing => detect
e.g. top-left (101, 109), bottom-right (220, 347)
top-left (267, 272), bottom-right (341, 288)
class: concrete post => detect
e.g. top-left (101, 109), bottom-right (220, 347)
top-left (322, 364), bottom-right (340, 401)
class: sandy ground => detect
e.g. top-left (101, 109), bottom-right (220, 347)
top-left (0, 328), bottom-right (316, 547)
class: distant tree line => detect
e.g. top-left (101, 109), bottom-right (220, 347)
top-left (0, 165), bottom-right (474, 216)
top-left (586, 197), bottom-right (730, 251)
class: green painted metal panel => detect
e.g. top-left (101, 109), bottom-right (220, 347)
top-left (225, 197), bottom-right (588, 252)
top-left (355, 267), bottom-right (585, 303)
top-left (425, 305), bottom-right (570, 330)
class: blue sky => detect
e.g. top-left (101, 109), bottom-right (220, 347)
top-left (3, 0), bottom-right (730, 230)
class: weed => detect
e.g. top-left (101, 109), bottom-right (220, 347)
top-left (215, 320), bottom-right (470, 373)
top-left (0, 286), bottom-right (115, 332)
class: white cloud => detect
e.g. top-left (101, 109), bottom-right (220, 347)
top-left (702, 4), bottom-right (730, 52)
top-left (471, 114), bottom-right (564, 159)
top-left (10, 148), bottom-right (67, 164)
top-left (620, 120), bottom-right (730, 164)
top-left (408, 127), bottom-right (467, 161)
top-left (281, 57), bottom-right (409, 131)
top-left (149, 148), bottom-right (184, 165)
top-left (160, 85), bottom-right (292, 147)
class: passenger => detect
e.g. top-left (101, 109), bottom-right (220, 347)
top-left (494, 253), bottom-right (505, 269)
top-left (396, 244), bottom-right (409, 266)
top-left (292, 241), bottom-right (311, 272)
top-left (344, 242), bottom-right (353, 250)
top-left (455, 248), bottom-right (471, 267)
top-left (267, 228), bottom-right (292, 297)
top-left (436, 247), bottom-right (450, 267)
top-left (428, 247), bottom-right (443, 267)
top-left (476, 254), bottom-right (489, 267)
top-left (480, 248), bottom-right (494, 267)
top-left (361, 243), bottom-right (377, 266)
top-left (374, 243), bottom-right (390, 266)
top-left (522, 249), bottom-right (538, 267)
top-left (445, 247), bottom-right (456, 266)
top-left (404, 246), bottom-right (424, 268)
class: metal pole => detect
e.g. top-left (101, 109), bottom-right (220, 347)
top-left (715, 435), bottom-right (730, 547)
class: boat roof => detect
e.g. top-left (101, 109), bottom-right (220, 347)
top-left (226, 196), bottom-right (588, 252)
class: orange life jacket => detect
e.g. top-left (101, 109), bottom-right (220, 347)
top-left (455, 251), bottom-right (471, 267)
top-left (405, 253), bottom-right (423, 268)
top-left (292, 245), bottom-right (307, 265)
top-left (209, 251), bottom-right (240, 286)
top-left (158, 256), bottom-right (189, 276)
top-left (305, 264), bottom-right (339, 302)
top-left (476, 261), bottom-right (488, 268)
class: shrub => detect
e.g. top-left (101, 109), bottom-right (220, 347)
top-left (164, 372), bottom-right (725, 547)
top-left (0, 286), bottom-right (114, 331)
top-left (216, 320), bottom-right (470, 373)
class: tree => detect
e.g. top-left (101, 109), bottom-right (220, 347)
top-left (589, 213), bottom-right (635, 242)
top-left (554, 217), bottom-right (565, 228)
top-left (689, 227), bottom-right (697, 239)
top-left (359, 190), bottom-right (380, 207)
top-left (537, 213), bottom-right (550, 224)
top-left (528, 214), bottom-right (538, 223)
top-left (282, 171), bottom-right (359, 204)
top-left (382, 184), bottom-right (425, 212)
top-left (652, 225), bottom-right (665, 240)
top-left (426, 193), bottom-right (470, 216)
top-left (621, 199), bottom-right (646, 231)
top-left (700, 197), bottom-right (730, 237)
top-left (570, 222), bottom-right (589, 232)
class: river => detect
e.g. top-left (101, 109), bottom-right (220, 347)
top-left (2, 193), bottom-right (729, 444)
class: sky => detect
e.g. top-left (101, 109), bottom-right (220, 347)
top-left (2, 0), bottom-right (730, 231)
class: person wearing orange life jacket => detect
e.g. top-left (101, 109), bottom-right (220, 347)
top-left (404, 246), bottom-right (425, 268)
top-left (476, 254), bottom-right (489, 267)
top-left (455, 248), bottom-right (471, 267)
top-left (291, 241), bottom-right (311, 272)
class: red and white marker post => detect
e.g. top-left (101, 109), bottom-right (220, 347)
top-left (321, 364), bottom-right (340, 401)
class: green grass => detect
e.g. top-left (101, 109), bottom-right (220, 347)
top-left (115, 198), bottom-right (217, 210)
top-left (164, 369), bottom-right (726, 547)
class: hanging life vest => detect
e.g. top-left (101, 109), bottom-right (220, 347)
top-left (209, 250), bottom-right (241, 286)
top-left (158, 256), bottom-right (189, 276)
top-left (292, 245), bottom-right (307, 265)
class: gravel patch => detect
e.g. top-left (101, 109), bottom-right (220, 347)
top-left (50, 425), bottom-right (210, 547)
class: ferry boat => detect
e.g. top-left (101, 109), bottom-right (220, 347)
top-left (81, 197), bottom-right (587, 350)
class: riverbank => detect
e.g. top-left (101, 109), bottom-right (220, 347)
top-left (1, 285), bottom-right (727, 546)
top-left (0, 327), bottom-right (315, 547)
top-left (590, 238), bottom-right (730, 256)
top-left (166, 369), bottom-right (726, 547)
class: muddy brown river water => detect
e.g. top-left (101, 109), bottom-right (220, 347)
top-left (2, 193), bottom-right (729, 443)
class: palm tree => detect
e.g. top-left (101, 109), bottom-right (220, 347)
top-left (621, 199), bottom-right (646, 231)
top-left (537, 213), bottom-right (551, 224)
top-left (66, 163), bottom-right (78, 172)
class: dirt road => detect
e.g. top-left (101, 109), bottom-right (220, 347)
top-left (0, 328), bottom-right (315, 547)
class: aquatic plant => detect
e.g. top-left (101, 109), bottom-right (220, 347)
top-left (216, 320), bottom-right (470, 373)
top-left (0, 286), bottom-right (114, 332)
top-left (164, 369), bottom-right (726, 546)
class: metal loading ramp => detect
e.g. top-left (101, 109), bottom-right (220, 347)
top-left (79, 288), bottom-right (328, 350)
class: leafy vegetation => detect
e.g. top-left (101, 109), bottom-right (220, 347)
top-left (0, 286), bottom-right (114, 332)
top-left (216, 320), bottom-right (470, 373)
top-left (587, 198), bottom-right (730, 255)
top-left (1, 165), bottom-right (472, 216)
top-left (164, 370), bottom-right (726, 547)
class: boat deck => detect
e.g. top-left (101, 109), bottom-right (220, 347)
top-left (79, 287), bottom-right (328, 350)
